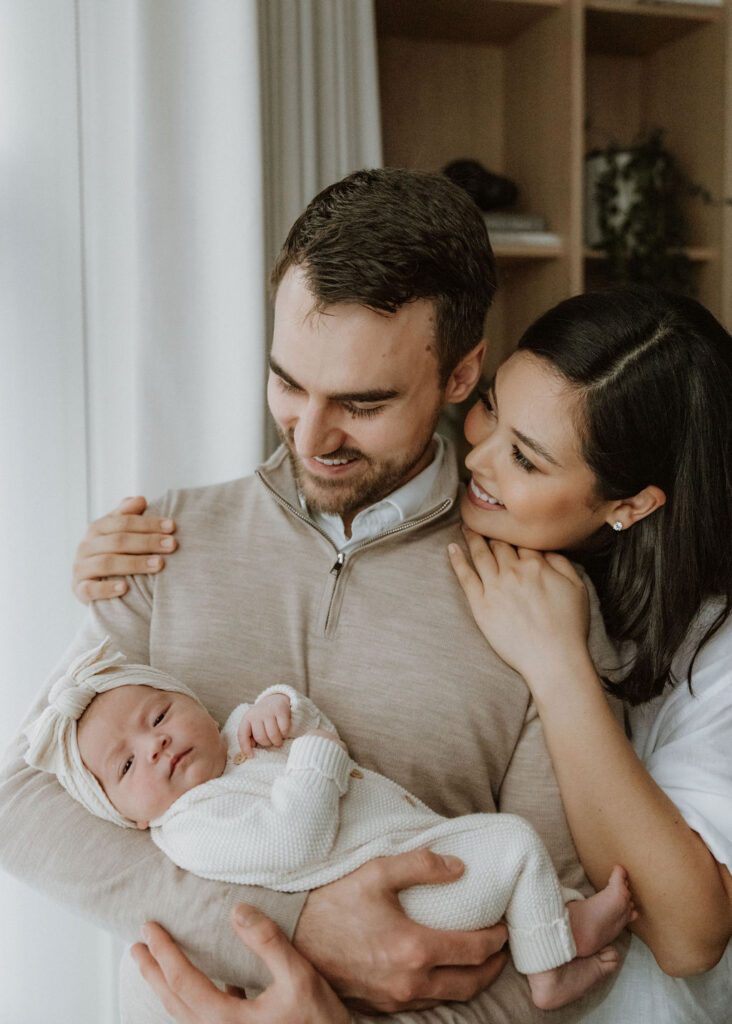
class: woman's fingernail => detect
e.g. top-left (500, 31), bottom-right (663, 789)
top-left (160, 537), bottom-right (175, 550)
top-left (147, 556), bottom-right (162, 568)
top-left (161, 519), bottom-right (174, 531)
top-left (114, 582), bottom-right (126, 593)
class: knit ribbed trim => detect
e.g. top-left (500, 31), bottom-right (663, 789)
top-left (509, 913), bottom-right (576, 974)
top-left (286, 734), bottom-right (351, 794)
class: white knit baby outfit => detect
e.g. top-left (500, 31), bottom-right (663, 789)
top-left (151, 686), bottom-right (577, 975)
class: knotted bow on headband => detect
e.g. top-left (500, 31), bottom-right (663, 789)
top-left (24, 637), bottom-right (203, 828)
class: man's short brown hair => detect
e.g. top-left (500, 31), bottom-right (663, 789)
top-left (271, 168), bottom-right (496, 384)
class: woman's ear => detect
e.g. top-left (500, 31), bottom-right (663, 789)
top-left (606, 485), bottom-right (666, 531)
top-left (444, 341), bottom-right (486, 403)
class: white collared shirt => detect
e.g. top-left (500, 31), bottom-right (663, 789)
top-left (300, 434), bottom-right (446, 553)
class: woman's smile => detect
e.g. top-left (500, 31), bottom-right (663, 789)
top-left (467, 478), bottom-right (505, 509)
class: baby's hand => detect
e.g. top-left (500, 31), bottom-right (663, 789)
top-left (238, 693), bottom-right (292, 759)
top-left (304, 728), bottom-right (348, 754)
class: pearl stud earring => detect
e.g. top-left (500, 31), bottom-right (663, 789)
top-left (612, 521), bottom-right (623, 532)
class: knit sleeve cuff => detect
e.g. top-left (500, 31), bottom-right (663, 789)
top-left (286, 735), bottom-right (352, 794)
top-left (255, 684), bottom-right (326, 735)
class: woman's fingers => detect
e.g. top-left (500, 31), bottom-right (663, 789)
top-left (461, 527), bottom-right (501, 572)
top-left (543, 550), bottom-right (583, 583)
top-left (447, 543), bottom-right (485, 602)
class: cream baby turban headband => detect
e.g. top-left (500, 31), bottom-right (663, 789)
top-left (24, 637), bottom-right (203, 828)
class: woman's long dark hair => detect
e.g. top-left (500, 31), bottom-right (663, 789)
top-left (518, 286), bottom-right (732, 705)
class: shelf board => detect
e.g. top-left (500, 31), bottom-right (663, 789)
top-left (585, 1), bottom-right (722, 57)
top-left (375, 0), bottom-right (558, 46)
top-left (495, 239), bottom-right (565, 260)
top-left (584, 245), bottom-right (718, 261)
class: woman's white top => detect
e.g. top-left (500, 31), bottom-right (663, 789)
top-left (586, 605), bottom-right (732, 1023)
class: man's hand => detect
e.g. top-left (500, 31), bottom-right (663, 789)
top-left (132, 904), bottom-right (351, 1024)
top-left (72, 496), bottom-right (177, 603)
top-left (238, 694), bottom-right (293, 759)
top-left (294, 848), bottom-right (509, 1013)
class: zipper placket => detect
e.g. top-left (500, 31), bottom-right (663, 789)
top-left (321, 499), bottom-right (453, 632)
top-left (256, 471), bottom-right (454, 632)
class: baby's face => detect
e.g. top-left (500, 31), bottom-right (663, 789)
top-left (77, 684), bottom-right (227, 828)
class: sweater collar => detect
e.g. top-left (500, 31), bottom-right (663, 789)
top-left (256, 435), bottom-right (461, 526)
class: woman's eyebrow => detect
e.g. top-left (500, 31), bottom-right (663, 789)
top-left (513, 428), bottom-right (562, 467)
top-left (492, 376), bottom-right (563, 467)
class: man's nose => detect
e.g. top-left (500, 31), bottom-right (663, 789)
top-left (293, 402), bottom-right (344, 458)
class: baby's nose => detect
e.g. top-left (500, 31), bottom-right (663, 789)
top-left (150, 734), bottom-right (171, 761)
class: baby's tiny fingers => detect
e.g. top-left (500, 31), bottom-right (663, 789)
top-left (238, 722), bottom-right (255, 756)
top-left (251, 718), bottom-right (272, 747)
top-left (264, 718), bottom-right (285, 747)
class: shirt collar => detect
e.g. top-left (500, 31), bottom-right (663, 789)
top-left (299, 434), bottom-right (446, 550)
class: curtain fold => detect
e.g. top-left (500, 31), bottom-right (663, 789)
top-left (80, 0), bottom-right (267, 512)
top-left (2, 1), bottom-right (382, 1019)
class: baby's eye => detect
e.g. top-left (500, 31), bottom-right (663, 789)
top-left (121, 757), bottom-right (133, 777)
top-left (153, 708), bottom-right (168, 726)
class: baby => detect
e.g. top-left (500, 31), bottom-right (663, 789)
top-left (25, 639), bottom-right (635, 1011)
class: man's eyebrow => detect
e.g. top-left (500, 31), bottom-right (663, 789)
top-left (491, 378), bottom-right (562, 468)
top-left (269, 357), bottom-right (400, 403)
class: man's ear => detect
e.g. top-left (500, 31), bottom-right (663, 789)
top-left (606, 485), bottom-right (666, 531)
top-left (444, 341), bottom-right (486, 403)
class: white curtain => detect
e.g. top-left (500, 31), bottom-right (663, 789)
top-left (1, 1), bottom-right (380, 1021)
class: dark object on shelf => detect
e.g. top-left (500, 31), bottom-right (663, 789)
top-left (443, 159), bottom-right (518, 211)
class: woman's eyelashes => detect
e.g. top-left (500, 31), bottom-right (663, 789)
top-left (512, 445), bottom-right (537, 473)
top-left (476, 381), bottom-right (536, 472)
top-left (476, 381), bottom-right (495, 413)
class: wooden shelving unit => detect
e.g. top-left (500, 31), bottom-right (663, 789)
top-left (375, 0), bottom-right (730, 374)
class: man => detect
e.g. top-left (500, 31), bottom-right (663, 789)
top-left (0, 169), bottom-right (617, 1023)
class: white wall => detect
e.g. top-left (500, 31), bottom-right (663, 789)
top-left (0, 1), bottom-right (117, 1021)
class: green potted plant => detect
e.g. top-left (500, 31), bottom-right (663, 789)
top-left (584, 129), bottom-right (714, 293)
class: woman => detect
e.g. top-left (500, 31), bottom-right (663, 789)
top-left (76, 286), bottom-right (731, 1022)
top-left (448, 286), bottom-right (732, 1022)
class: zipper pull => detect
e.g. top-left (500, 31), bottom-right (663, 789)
top-left (330, 552), bottom-right (345, 577)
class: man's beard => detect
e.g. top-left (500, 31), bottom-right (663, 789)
top-left (277, 423), bottom-right (439, 520)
